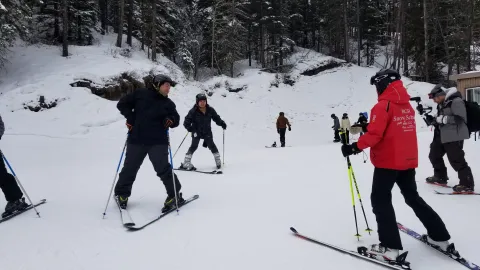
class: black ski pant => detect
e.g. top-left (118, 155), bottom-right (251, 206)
top-left (187, 135), bottom-right (219, 155)
top-left (429, 136), bottom-right (474, 188)
top-left (371, 168), bottom-right (450, 250)
top-left (114, 144), bottom-right (181, 198)
top-left (0, 151), bottom-right (23, 202)
top-left (334, 129), bottom-right (340, 141)
top-left (278, 128), bottom-right (286, 146)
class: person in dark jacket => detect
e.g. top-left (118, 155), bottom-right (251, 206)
top-left (341, 69), bottom-right (453, 263)
top-left (180, 93), bottom-right (227, 170)
top-left (331, 114), bottom-right (341, 142)
top-left (276, 112), bottom-right (291, 147)
top-left (426, 85), bottom-right (475, 193)
top-left (355, 112), bottom-right (368, 136)
top-left (0, 114), bottom-right (28, 218)
top-left (114, 74), bottom-right (184, 213)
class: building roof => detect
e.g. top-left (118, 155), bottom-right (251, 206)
top-left (449, 71), bottom-right (480, 81)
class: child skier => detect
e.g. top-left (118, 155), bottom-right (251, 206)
top-left (340, 113), bottom-right (351, 143)
top-left (181, 93), bottom-right (227, 170)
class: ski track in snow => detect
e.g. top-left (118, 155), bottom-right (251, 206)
top-left (0, 34), bottom-right (478, 270)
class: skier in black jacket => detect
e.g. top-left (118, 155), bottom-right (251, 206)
top-left (0, 114), bottom-right (28, 218)
top-left (114, 74), bottom-right (184, 213)
top-left (180, 93), bottom-right (227, 170)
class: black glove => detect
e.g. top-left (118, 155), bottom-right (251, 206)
top-left (203, 140), bottom-right (208, 148)
top-left (221, 122), bottom-right (227, 130)
top-left (277, 129), bottom-right (280, 134)
top-left (425, 114), bottom-right (435, 126)
top-left (164, 118), bottom-right (174, 128)
top-left (341, 142), bottom-right (361, 157)
top-left (288, 126), bottom-right (291, 131)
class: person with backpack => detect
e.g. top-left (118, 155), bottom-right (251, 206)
top-left (341, 69), bottom-right (454, 263)
top-left (180, 93), bottom-right (227, 170)
top-left (331, 114), bottom-right (341, 142)
top-left (0, 114), bottom-right (29, 218)
top-left (355, 112), bottom-right (369, 136)
top-left (114, 74), bottom-right (184, 213)
top-left (276, 112), bottom-right (291, 147)
top-left (426, 85), bottom-right (475, 193)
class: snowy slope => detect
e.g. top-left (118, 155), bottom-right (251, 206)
top-left (0, 35), bottom-right (479, 270)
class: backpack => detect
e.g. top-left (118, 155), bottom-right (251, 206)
top-left (362, 112), bottom-right (368, 120)
top-left (465, 100), bottom-right (480, 133)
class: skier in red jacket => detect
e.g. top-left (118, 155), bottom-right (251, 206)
top-left (341, 69), bottom-right (453, 263)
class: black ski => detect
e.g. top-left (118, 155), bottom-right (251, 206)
top-left (127, 194), bottom-right (199, 231)
top-left (290, 227), bottom-right (411, 270)
top-left (0, 199), bottom-right (46, 224)
top-left (174, 167), bottom-right (222, 174)
top-left (397, 222), bottom-right (479, 270)
top-left (434, 190), bottom-right (480, 195)
top-left (115, 197), bottom-right (135, 227)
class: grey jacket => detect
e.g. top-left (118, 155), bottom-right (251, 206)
top-left (0, 113), bottom-right (4, 139)
top-left (437, 89), bottom-right (470, 143)
top-left (333, 117), bottom-right (340, 130)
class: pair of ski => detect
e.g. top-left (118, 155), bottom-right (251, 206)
top-left (427, 182), bottom-right (480, 195)
top-left (0, 199), bottom-right (47, 224)
top-left (116, 195), bottom-right (199, 231)
top-left (291, 223), bottom-right (479, 270)
top-left (174, 167), bottom-right (222, 175)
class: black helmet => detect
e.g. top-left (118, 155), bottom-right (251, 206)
top-left (279, 112), bottom-right (284, 116)
top-left (152, 74), bottom-right (177, 88)
top-left (428, 84), bottom-right (447, 99)
top-left (196, 93), bottom-right (207, 104)
top-left (370, 69), bottom-right (401, 95)
top-left (331, 113), bottom-right (335, 118)
top-left (359, 112), bottom-right (363, 116)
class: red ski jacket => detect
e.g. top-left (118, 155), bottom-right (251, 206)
top-left (357, 80), bottom-right (418, 170)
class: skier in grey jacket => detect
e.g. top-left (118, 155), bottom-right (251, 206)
top-left (0, 114), bottom-right (28, 217)
top-left (426, 85), bottom-right (475, 193)
top-left (331, 114), bottom-right (341, 142)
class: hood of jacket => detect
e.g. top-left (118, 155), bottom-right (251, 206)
top-left (378, 80), bottom-right (411, 104)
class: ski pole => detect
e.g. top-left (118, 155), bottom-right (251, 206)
top-left (167, 130), bottom-right (179, 214)
top-left (340, 130), bottom-right (360, 240)
top-left (102, 134), bottom-right (128, 218)
top-left (173, 132), bottom-right (189, 158)
top-left (222, 129), bottom-right (225, 166)
top-left (349, 164), bottom-right (373, 234)
top-left (1, 151), bottom-right (40, 218)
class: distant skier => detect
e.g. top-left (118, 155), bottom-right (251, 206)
top-left (341, 69), bottom-right (454, 263)
top-left (114, 74), bottom-right (184, 213)
top-left (0, 113), bottom-right (28, 218)
top-left (340, 113), bottom-right (351, 143)
top-left (355, 112), bottom-right (368, 136)
top-left (276, 112), bottom-right (291, 147)
top-left (331, 114), bottom-right (340, 142)
top-left (180, 93), bottom-right (227, 170)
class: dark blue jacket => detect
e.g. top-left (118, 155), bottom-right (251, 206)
top-left (117, 88), bottom-right (180, 145)
top-left (183, 105), bottom-right (224, 138)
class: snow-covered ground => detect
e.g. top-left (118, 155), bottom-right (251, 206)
top-left (0, 34), bottom-right (479, 270)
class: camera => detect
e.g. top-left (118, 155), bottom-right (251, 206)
top-left (410, 97), bottom-right (435, 126)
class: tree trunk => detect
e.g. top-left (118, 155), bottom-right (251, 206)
top-left (151, 0), bottom-right (156, 61)
top-left (393, 0), bottom-right (402, 70)
top-left (423, 0), bottom-right (429, 82)
top-left (356, 0), bottom-right (360, 65)
top-left (248, 23), bottom-right (252, 66)
top-left (343, 0), bottom-right (349, 62)
top-left (127, 0), bottom-right (133, 46)
top-left (211, 2), bottom-right (215, 69)
top-left (62, 0), bottom-right (68, 57)
top-left (141, 0), bottom-right (145, 50)
top-left (402, 0), bottom-right (408, 76)
top-left (467, 0), bottom-right (474, 71)
top-left (116, 0), bottom-right (124, 47)
top-left (54, 2), bottom-right (60, 38)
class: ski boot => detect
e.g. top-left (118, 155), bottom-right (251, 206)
top-left (358, 244), bottom-right (410, 269)
top-left (426, 175), bottom-right (449, 186)
top-left (161, 193), bottom-right (186, 213)
top-left (213, 152), bottom-right (222, 169)
top-left (271, 141), bottom-right (277, 147)
top-left (422, 234), bottom-right (462, 259)
top-left (179, 154), bottom-right (196, 171)
top-left (2, 197), bottom-right (29, 218)
top-left (452, 185), bottom-right (475, 194)
top-left (115, 195), bottom-right (129, 210)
